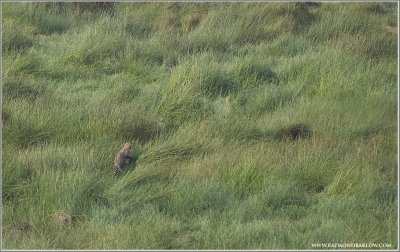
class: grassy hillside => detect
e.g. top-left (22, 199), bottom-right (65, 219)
top-left (1, 2), bottom-right (398, 249)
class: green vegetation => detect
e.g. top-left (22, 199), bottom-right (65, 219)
top-left (2, 2), bottom-right (397, 249)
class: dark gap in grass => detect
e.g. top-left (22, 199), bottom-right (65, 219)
top-left (275, 123), bottom-right (313, 141)
top-left (115, 119), bottom-right (164, 144)
top-left (303, 2), bottom-right (321, 8)
top-left (224, 125), bottom-right (276, 142)
top-left (45, 2), bottom-right (115, 14)
top-left (201, 73), bottom-right (237, 98)
top-left (296, 176), bottom-right (327, 194)
top-left (2, 109), bottom-right (12, 125)
top-left (112, 85), bottom-right (141, 102)
top-left (22, 4), bottom-right (77, 35)
top-left (234, 62), bottom-right (279, 86)
top-left (2, 181), bottom-right (32, 205)
top-left (292, 3), bottom-right (317, 33)
top-left (373, 184), bottom-right (397, 205)
top-left (3, 78), bottom-right (43, 101)
top-left (364, 3), bottom-right (387, 15)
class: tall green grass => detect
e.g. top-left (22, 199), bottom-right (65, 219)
top-left (2, 2), bottom-right (398, 249)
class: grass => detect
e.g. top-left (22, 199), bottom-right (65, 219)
top-left (1, 2), bottom-right (398, 250)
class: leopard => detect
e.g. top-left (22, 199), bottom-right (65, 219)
top-left (114, 142), bottom-right (133, 176)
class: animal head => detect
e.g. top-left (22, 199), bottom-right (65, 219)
top-left (123, 142), bottom-right (133, 150)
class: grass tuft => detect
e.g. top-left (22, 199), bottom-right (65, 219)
top-left (1, 2), bottom-right (397, 250)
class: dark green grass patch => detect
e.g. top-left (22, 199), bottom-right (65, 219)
top-left (1, 2), bottom-right (397, 250)
top-left (2, 21), bottom-right (34, 52)
top-left (3, 77), bottom-right (43, 101)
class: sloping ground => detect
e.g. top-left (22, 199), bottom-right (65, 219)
top-left (2, 2), bottom-right (398, 249)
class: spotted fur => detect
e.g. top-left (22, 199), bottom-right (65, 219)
top-left (114, 142), bottom-right (133, 176)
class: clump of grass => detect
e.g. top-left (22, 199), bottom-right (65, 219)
top-left (3, 118), bottom-right (50, 148)
top-left (3, 79), bottom-right (41, 101)
top-left (140, 139), bottom-right (207, 164)
top-left (2, 20), bottom-right (34, 52)
top-left (306, 3), bottom-right (386, 42)
top-left (1, 2), bottom-right (397, 250)
top-left (158, 94), bottom-right (212, 125)
top-left (201, 72), bottom-right (237, 97)
top-left (167, 53), bottom-right (237, 97)
top-left (325, 167), bottom-right (362, 197)
top-left (338, 32), bottom-right (397, 59)
top-left (159, 53), bottom-right (239, 123)
top-left (124, 19), bottom-right (154, 38)
top-left (234, 85), bottom-right (296, 116)
top-left (63, 2), bottom-right (115, 14)
top-left (187, 3), bottom-right (302, 52)
top-left (231, 57), bottom-right (279, 87)
top-left (363, 3), bottom-right (388, 15)
top-left (19, 3), bottom-right (77, 35)
top-left (44, 62), bottom-right (92, 82)
top-left (3, 51), bottom-right (45, 76)
top-left (265, 34), bottom-right (310, 57)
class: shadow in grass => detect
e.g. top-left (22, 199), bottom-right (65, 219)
top-left (233, 61), bottom-right (279, 86)
top-left (3, 120), bottom-right (50, 148)
top-left (48, 2), bottom-right (115, 14)
top-left (116, 119), bottom-right (166, 144)
top-left (2, 222), bottom-right (31, 236)
top-left (2, 109), bottom-right (11, 125)
top-left (201, 73), bottom-right (237, 98)
top-left (225, 126), bottom-right (275, 141)
top-left (292, 2), bottom-right (318, 33)
top-left (275, 123), bottom-right (313, 141)
top-left (2, 27), bottom-right (33, 52)
top-left (3, 78), bottom-right (44, 101)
